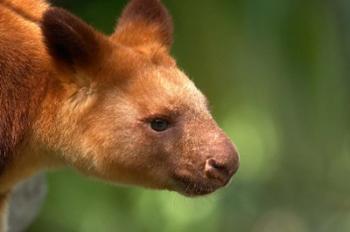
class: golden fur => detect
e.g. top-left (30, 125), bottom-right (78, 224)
top-left (0, 0), bottom-right (239, 231)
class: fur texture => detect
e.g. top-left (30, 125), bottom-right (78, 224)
top-left (0, 0), bottom-right (49, 174)
top-left (112, 0), bottom-right (173, 52)
top-left (0, 194), bottom-right (8, 232)
top-left (0, 0), bottom-right (239, 231)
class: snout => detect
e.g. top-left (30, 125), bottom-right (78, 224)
top-left (171, 138), bottom-right (239, 197)
top-left (205, 141), bottom-right (239, 186)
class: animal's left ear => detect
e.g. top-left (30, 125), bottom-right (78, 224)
top-left (41, 7), bottom-right (109, 74)
top-left (111, 0), bottom-right (173, 53)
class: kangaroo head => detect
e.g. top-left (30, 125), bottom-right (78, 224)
top-left (39, 0), bottom-right (239, 196)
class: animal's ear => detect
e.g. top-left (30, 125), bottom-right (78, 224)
top-left (111, 0), bottom-right (173, 52)
top-left (41, 7), bottom-right (109, 72)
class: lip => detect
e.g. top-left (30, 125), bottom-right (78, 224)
top-left (171, 175), bottom-right (224, 197)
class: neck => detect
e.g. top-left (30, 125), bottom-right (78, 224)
top-left (0, 142), bottom-right (62, 194)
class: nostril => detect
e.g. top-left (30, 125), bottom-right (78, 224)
top-left (204, 137), bottom-right (239, 185)
top-left (205, 158), bottom-right (230, 181)
top-left (207, 159), bottom-right (229, 174)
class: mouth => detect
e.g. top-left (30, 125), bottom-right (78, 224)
top-left (171, 175), bottom-right (226, 197)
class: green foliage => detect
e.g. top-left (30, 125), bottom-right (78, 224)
top-left (30, 0), bottom-right (350, 231)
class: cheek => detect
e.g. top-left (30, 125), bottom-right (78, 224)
top-left (94, 134), bottom-right (171, 188)
top-left (77, 98), bottom-right (177, 179)
top-left (84, 122), bottom-right (154, 173)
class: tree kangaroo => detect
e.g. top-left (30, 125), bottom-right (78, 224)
top-left (0, 0), bottom-right (239, 230)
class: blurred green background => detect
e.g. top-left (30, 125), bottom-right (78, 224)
top-left (29, 0), bottom-right (350, 231)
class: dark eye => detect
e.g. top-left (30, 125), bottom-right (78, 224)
top-left (150, 118), bottom-right (170, 132)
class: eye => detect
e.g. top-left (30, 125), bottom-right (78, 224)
top-left (150, 118), bottom-right (170, 132)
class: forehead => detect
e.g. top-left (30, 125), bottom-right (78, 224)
top-left (122, 65), bottom-right (209, 116)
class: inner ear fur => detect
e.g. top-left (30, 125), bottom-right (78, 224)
top-left (41, 7), bottom-right (109, 73)
top-left (112, 0), bottom-right (173, 52)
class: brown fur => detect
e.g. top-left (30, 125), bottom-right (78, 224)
top-left (0, 0), bottom-right (48, 22)
top-left (0, 0), bottom-right (239, 231)
top-left (0, 0), bottom-right (49, 174)
top-left (42, 7), bottom-right (110, 72)
top-left (112, 0), bottom-right (173, 53)
top-left (0, 194), bottom-right (8, 232)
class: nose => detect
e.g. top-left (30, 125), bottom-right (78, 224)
top-left (205, 143), bottom-right (239, 184)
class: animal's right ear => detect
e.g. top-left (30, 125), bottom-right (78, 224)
top-left (111, 0), bottom-right (173, 53)
top-left (41, 7), bottom-right (109, 73)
